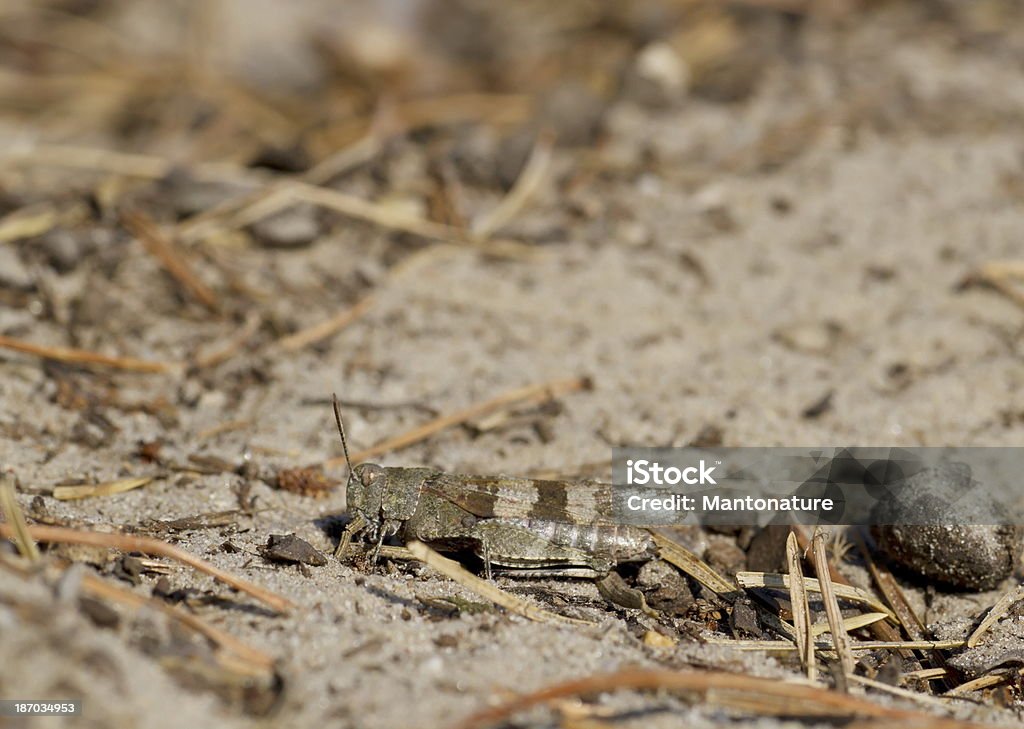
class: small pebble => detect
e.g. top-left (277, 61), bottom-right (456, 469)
top-left (636, 558), bottom-right (693, 615)
top-left (248, 203), bottom-right (322, 248)
top-left (624, 41), bottom-right (690, 108)
top-left (0, 245), bottom-right (33, 289)
top-left (40, 229), bottom-right (91, 273)
top-left (745, 524), bottom-right (790, 573)
top-left (703, 534), bottom-right (747, 580)
top-left (871, 464), bottom-right (1022, 591)
top-left (264, 534), bottom-right (327, 566)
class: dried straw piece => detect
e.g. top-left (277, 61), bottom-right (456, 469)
top-left (852, 531), bottom-right (927, 640)
top-left (0, 202), bottom-right (59, 243)
top-left (965, 260), bottom-right (1024, 310)
top-left (786, 530), bottom-right (815, 679)
top-left (471, 130), bottom-right (554, 239)
top-left (123, 209), bottom-right (220, 312)
top-left (453, 668), bottom-right (992, 729)
top-left (650, 530), bottom-right (736, 596)
top-left (846, 674), bottom-right (953, 713)
top-left (276, 294), bottom-right (374, 352)
top-left (0, 334), bottom-right (180, 374)
top-left (703, 638), bottom-right (966, 652)
top-left (79, 572), bottom-right (274, 670)
top-left (0, 523), bottom-right (292, 613)
top-left (52, 476), bottom-right (154, 500)
top-left (406, 540), bottom-right (591, 626)
top-left (945, 671), bottom-right (1020, 696)
top-left (967, 582), bottom-right (1024, 648)
top-left (852, 531), bottom-right (949, 688)
top-left (812, 527), bottom-right (854, 684)
top-left (735, 572), bottom-right (895, 619)
top-left (5, 143), bottom-right (263, 185)
top-left (0, 475), bottom-right (40, 561)
top-left (325, 376), bottom-right (591, 467)
top-left (192, 312), bottom-right (262, 369)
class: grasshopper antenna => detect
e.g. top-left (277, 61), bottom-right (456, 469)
top-left (331, 393), bottom-right (355, 484)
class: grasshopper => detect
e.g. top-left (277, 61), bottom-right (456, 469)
top-left (331, 396), bottom-right (656, 579)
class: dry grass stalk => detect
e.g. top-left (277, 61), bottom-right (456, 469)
top-left (0, 523), bottom-right (293, 613)
top-left (192, 312), bottom-right (262, 369)
top-left (706, 638), bottom-right (967, 652)
top-left (786, 530), bottom-right (815, 680)
top-left (5, 143), bottom-right (264, 185)
top-left (852, 531), bottom-right (950, 689)
top-left (52, 476), bottom-right (154, 500)
top-left (799, 612), bottom-right (889, 639)
top-left (812, 527), bottom-right (855, 684)
top-left (0, 202), bottom-right (59, 243)
top-left (0, 475), bottom-right (40, 561)
top-left (851, 531), bottom-right (930, 640)
top-left (471, 130), bottom-right (554, 239)
top-left (945, 671), bottom-right (1020, 696)
top-left (845, 674), bottom-right (954, 712)
top-left (903, 668), bottom-right (951, 682)
top-left (967, 260), bottom-right (1024, 310)
top-left (123, 209), bottom-right (220, 312)
top-left (325, 376), bottom-right (591, 467)
top-left (276, 294), bottom-right (374, 352)
top-left (406, 540), bottom-right (592, 626)
top-left (735, 571), bottom-right (894, 618)
top-left (0, 334), bottom-right (180, 374)
top-left (79, 571), bottom-right (274, 671)
top-left (967, 582), bottom-right (1024, 648)
top-left (649, 530), bottom-right (736, 596)
top-left (453, 668), bottom-right (992, 729)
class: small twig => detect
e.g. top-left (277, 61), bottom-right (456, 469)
top-left (967, 582), bottom-right (1024, 648)
top-left (0, 334), bottom-right (180, 374)
top-left (650, 530), bottom-right (737, 596)
top-left (192, 312), bottom-right (262, 369)
top-left (812, 527), bottom-right (854, 685)
top-left (736, 572), bottom-right (895, 619)
top-left (453, 668), bottom-right (991, 729)
top-left (853, 530), bottom-right (950, 687)
top-left (786, 530), bottom-right (815, 680)
top-left (79, 571), bottom-right (274, 670)
top-left (472, 130), bottom-right (554, 239)
top-left (325, 376), bottom-right (592, 467)
top-left (4, 143), bottom-right (264, 185)
top-left (123, 210), bottom-right (220, 312)
top-left (0, 475), bottom-right (40, 561)
top-left (276, 294), bottom-right (374, 352)
top-left (706, 639), bottom-right (967, 652)
top-left (945, 671), bottom-right (1020, 696)
top-left (0, 523), bottom-right (293, 613)
top-left (846, 674), bottom-right (956, 713)
top-left (966, 260), bottom-right (1024, 310)
top-left (406, 540), bottom-right (592, 626)
top-left (0, 202), bottom-right (59, 244)
top-left (52, 476), bottom-right (154, 501)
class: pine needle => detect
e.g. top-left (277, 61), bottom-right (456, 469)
top-left (812, 527), bottom-right (855, 685)
top-left (786, 530), bottom-right (815, 680)
top-left (0, 475), bottom-right (40, 561)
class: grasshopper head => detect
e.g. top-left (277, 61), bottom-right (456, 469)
top-left (348, 462), bottom-right (387, 530)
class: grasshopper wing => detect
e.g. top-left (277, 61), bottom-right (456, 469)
top-left (422, 473), bottom-right (619, 525)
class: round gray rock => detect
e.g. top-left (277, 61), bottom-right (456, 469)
top-left (870, 463), bottom-right (1022, 591)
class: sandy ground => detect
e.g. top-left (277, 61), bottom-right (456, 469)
top-left (2, 2), bottom-right (1024, 728)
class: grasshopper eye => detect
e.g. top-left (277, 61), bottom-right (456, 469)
top-left (359, 464), bottom-right (385, 486)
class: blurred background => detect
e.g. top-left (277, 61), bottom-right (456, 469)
top-left (3, 2), bottom-right (1024, 727)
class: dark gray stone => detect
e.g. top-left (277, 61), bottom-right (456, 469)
top-left (871, 464), bottom-right (1022, 591)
